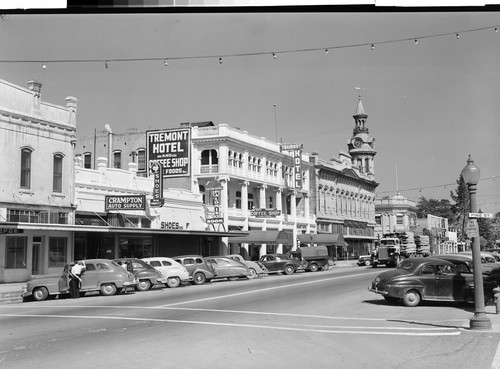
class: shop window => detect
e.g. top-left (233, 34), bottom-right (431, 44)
top-left (20, 148), bottom-right (32, 189)
top-left (113, 150), bottom-right (122, 169)
top-left (49, 237), bottom-right (67, 268)
top-left (53, 154), bottom-right (63, 193)
top-left (6, 236), bottom-right (27, 268)
top-left (83, 153), bottom-right (92, 169)
top-left (137, 149), bottom-right (146, 171)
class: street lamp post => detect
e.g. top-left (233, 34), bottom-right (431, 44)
top-left (461, 154), bottom-right (491, 330)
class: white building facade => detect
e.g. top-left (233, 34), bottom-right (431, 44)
top-left (0, 79), bottom-right (77, 283)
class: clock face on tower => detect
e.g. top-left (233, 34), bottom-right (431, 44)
top-left (353, 138), bottom-right (363, 148)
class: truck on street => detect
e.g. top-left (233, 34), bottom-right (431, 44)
top-left (289, 246), bottom-right (330, 272)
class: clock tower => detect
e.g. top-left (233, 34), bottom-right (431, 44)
top-left (347, 95), bottom-right (376, 176)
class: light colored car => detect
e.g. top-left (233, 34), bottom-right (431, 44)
top-left (142, 257), bottom-right (190, 288)
top-left (226, 254), bottom-right (268, 278)
top-left (206, 257), bottom-right (251, 280)
top-left (22, 259), bottom-right (137, 301)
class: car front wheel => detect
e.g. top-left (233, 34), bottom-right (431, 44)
top-left (403, 290), bottom-right (421, 307)
top-left (136, 279), bottom-right (152, 291)
top-left (33, 287), bottom-right (49, 301)
top-left (100, 283), bottom-right (117, 296)
top-left (364, 260), bottom-right (372, 266)
top-left (166, 277), bottom-right (180, 288)
top-left (283, 265), bottom-right (295, 275)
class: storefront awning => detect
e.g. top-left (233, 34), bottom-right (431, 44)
top-left (0, 222), bottom-right (248, 238)
top-left (229, 230), bottom-right (294, 244)
top-left (298, 233), bottom-right (347, 246)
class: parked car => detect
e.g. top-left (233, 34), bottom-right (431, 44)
top-left (206, 257), bottom-right (251, 280)
top-left (369, 257), bottom-right (496, 307)
top-left (22, 259), bottom-right (137, 301)
top-left (434, 253), bottom-right (500, 283)
top-left (258, 253), bottom-right (304, 275)
top-left (357, 255), bottom-right (372, 266)
top-left (113, 258), bottom-right (168, 291)
top-left (142, 257), bottom-right (190, 288)
top-left (173, 255), bottom-right (216, 285)
top-left (226, 254), bottom-right (268, 278)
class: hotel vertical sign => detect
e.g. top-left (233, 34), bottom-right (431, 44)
top-left (281, 143), bottom-right (303, 189)
top-left (147, 128), bottom-right (191, 178)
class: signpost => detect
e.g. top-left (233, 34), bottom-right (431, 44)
top-left (468, 213), bottom-right (493, 219)
top-left (466, 219), bottom-right (479, 238)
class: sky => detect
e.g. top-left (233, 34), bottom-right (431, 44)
top-left (0, 9), bottom-right (499, 213)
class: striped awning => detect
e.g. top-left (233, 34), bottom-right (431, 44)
top-left (229, 230), bottom-right (294, 244)
top-left (298, 233), bottom-right (347, 246)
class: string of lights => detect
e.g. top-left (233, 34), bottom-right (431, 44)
top-left (376, 175), bottom-right (498, 196)
top-left (1, 24), bottom-right (498, 68)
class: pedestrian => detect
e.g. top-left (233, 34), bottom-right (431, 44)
top-left (69, 261), bottom-right (85, 298)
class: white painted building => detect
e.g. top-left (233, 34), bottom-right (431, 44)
top-left (0, 79), bottom-right (77, 283)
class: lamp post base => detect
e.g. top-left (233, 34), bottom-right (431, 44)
top-left (469, 313), bottom-right (492, 330)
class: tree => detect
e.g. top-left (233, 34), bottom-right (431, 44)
top-left (450, 175), bottom-right (470, 242)
top-left (416, 197), bottom-right (454, 222)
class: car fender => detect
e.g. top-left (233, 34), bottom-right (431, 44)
top-left (386, 280), bottom-right (425, 298)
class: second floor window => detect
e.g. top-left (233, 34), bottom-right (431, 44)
top-left (137, 149), bottom-right (146, 171)
top-left (20, 148), bottom-right (32, 189)
top-left (113, 151), bottom-right (121, 169)
top-left (83, 153), bottom-right (92, 169)
top-left (53, 154), bottom-right (63, 192)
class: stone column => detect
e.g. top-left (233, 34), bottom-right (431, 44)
top-left (259, 184), bottom-right (267, 209)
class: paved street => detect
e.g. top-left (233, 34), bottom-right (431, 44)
top-left (1, 267), bottom-right (500, 369)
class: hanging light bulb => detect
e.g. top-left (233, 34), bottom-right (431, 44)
top-left (456, 33), bottom-right (460, 39)
top-left (325, 48), bottom-right (329, 54)
top-left (273, 53), bottom-right (277, 59)
top-left (371, 44), bottom-right (375, 50)
top-left (495, 27), bottom-right (498, 33)
top-left (105, 60), bottom-right (108, 69)
top-left (414, 39), bottom-right (418, 45)
top-left (164, 59), bottom-right (168, 66)
top-left (42, 63), bottom-right (47, 69)
top-left (219, 57), bottom-right (222, 64)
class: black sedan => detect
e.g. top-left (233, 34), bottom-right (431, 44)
top-left (258, 253), bottom-right (304, 275)
top-left (369, 257), bottom-right (495, 307)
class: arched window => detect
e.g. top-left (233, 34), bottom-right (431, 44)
top-left (228, 150), bottom-right (233, 166)
top-left (20, 148), bottom-right (32, 189)
top-left (201, 149), bottom-right (218, 173)
top-left (53, 154), bottom-right (63, 193)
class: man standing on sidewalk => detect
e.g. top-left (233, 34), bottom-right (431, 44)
top-left (69, 261), bottom-right (85, 298)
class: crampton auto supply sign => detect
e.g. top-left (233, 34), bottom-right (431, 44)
top-left (147, 128), bottom-right (191, 177)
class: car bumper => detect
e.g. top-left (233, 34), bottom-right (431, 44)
top-left (156, 277), bottom-right (169, 284)
top-left (368, 287), bottom-right (388, 296)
